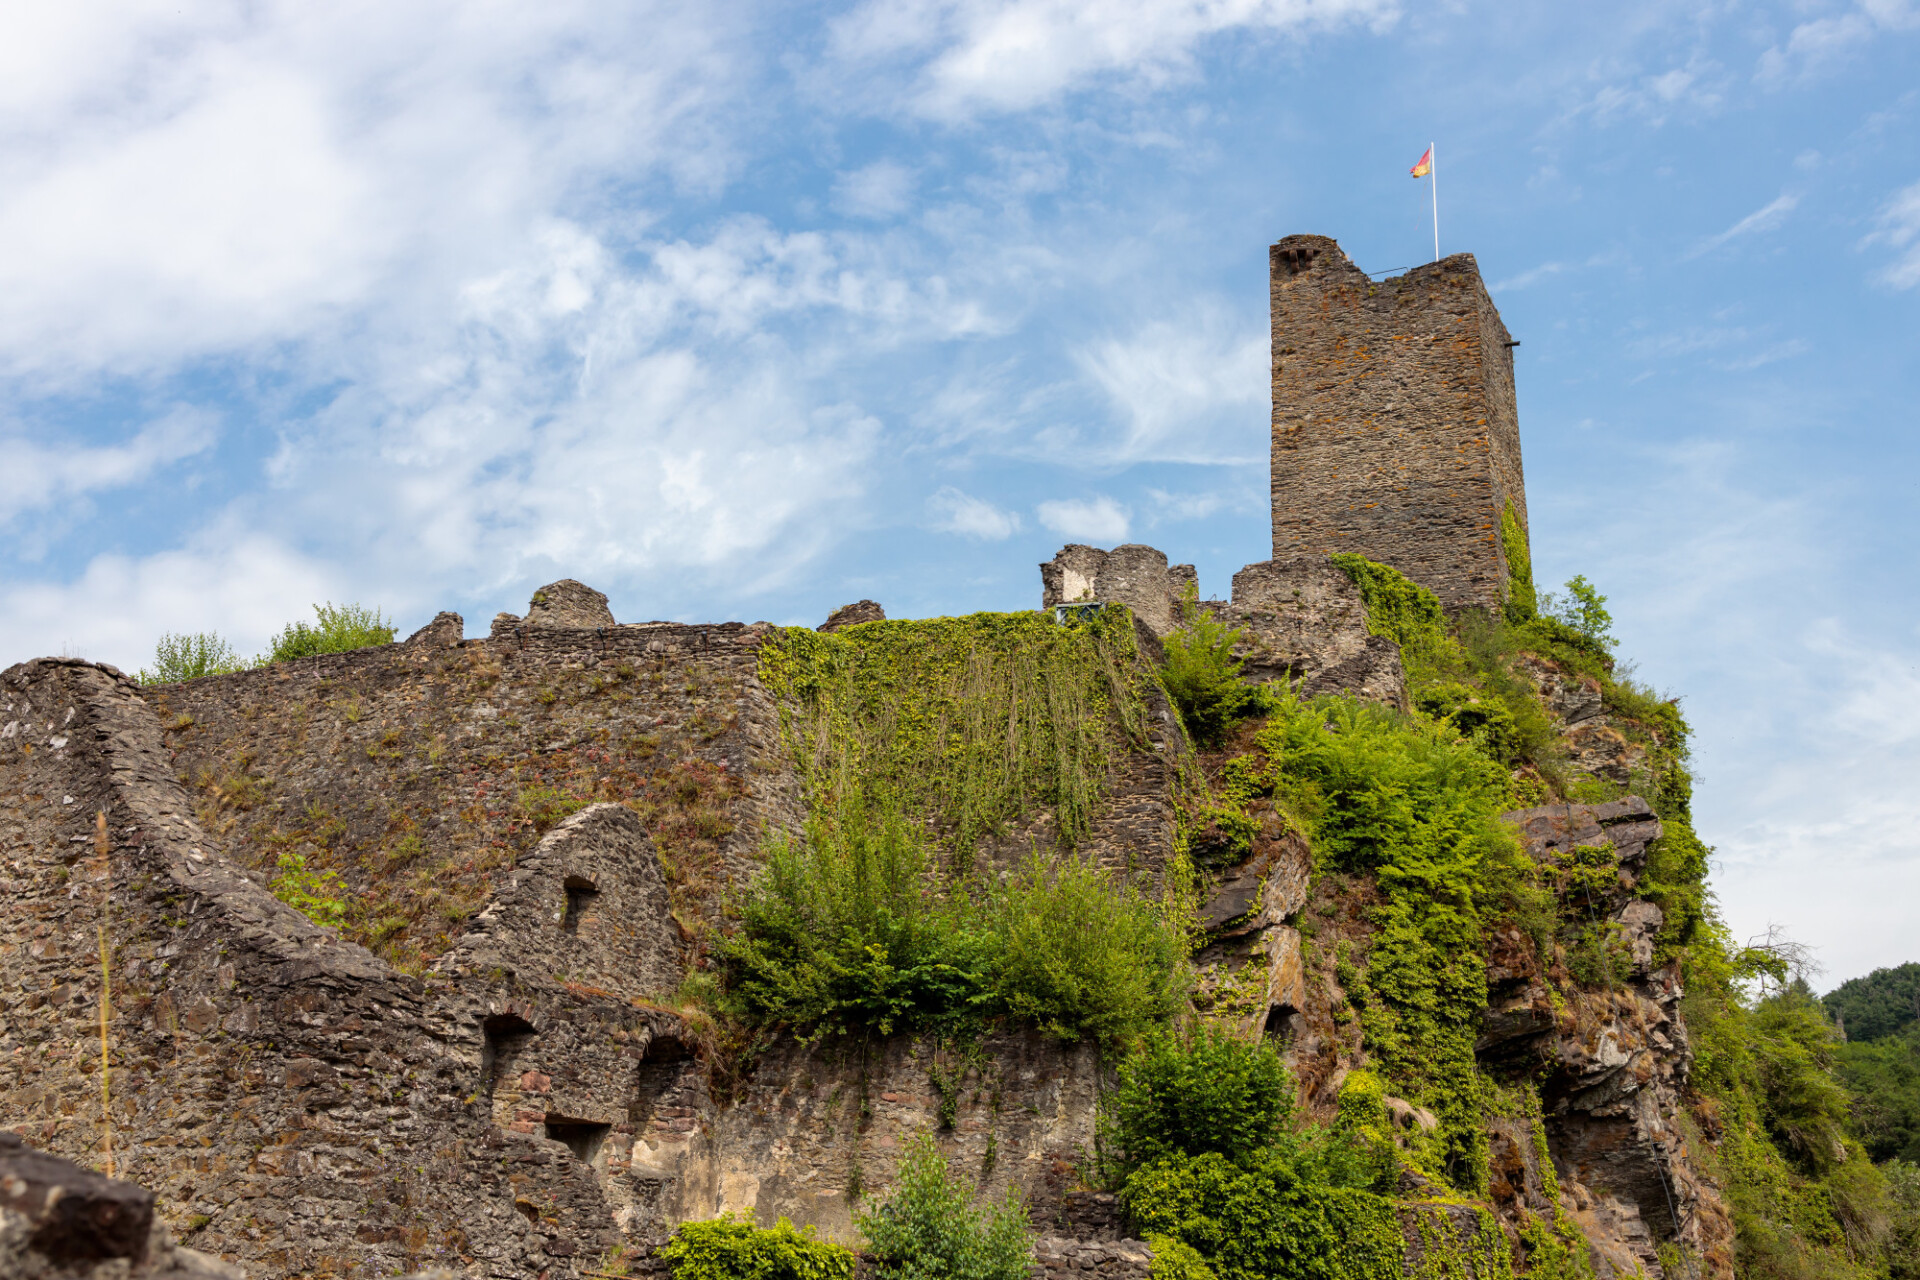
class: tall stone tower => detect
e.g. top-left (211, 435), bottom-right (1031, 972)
top-left (1269, 234), bottom-right (1528, 611)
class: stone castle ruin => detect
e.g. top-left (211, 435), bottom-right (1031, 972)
top-left (1, 237), bottom-right (1730, 1280)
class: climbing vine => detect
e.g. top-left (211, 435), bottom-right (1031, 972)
top-left (757, 608), bottom-right (1151, 860)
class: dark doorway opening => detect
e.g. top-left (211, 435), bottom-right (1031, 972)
top-left (481, 1013), bottom-right (537, 1098)
top-left (1264, 1003), bottom-right (1304, 1048)
top-left (562, 877), bottom-right (599, 934)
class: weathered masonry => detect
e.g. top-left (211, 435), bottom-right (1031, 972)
top-left (1269, 233), bottom-right (1529, 612)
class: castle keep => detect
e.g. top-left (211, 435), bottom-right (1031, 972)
top-left (1269, 234), bottom-right (1528, 611)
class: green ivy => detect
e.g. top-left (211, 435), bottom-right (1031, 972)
top-left (1499, 504), bottom-right (1536, 623)
top-left (757, 609), bottom-right (1149, 860)
top-left (1330, 554), bottom-right (1461, 680)
top-left (732, 610), bottom-right (1187, 1046)
top-left (1122, 1151), bottom-right (1405, 1280)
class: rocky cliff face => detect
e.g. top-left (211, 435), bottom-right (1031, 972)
top-left (0, 565), bottom-right (1732, 1280)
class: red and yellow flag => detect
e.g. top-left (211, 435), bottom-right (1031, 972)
top-left (1410, 146), bottom-right (1433, 178)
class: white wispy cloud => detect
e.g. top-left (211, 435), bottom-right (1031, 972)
top-left (835, 161), bottom-right (918, 219)
top-left (1036, 495), bottom-right (1130, 542)
top-left (0, 408), bottom-right (216, 526)
top-left (927, 486), bottom-right (1022, 539)
top-left (1076, 305), bottom-right (1266, 465)
top-left (0, 1), bottom-right (748, 381)
top-left (827, 0), bottom-right (1397, 119)
top-left (1582, 55), bottom-right (1729, 127)
top-left (1684, 192), bottom-right (1799, 259)
top-left (1865, 179), bottom-right (1920, 289)
top-left (1756, 0), bottom-right (1920, 85)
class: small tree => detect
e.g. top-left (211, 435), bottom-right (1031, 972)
top-left (138, 631), bottom-right (247, 683)
top-left (1101, 1025), bottom-right (1294, 1179)
top-left (1539, 575), bottom-right (1615, 654)
top-left (859, 1134), bottom-right (1032, 1280)
top-left (1159, 597), bottom-right (1259, 748)
top-left (262, 602), bottom-right (397, 664)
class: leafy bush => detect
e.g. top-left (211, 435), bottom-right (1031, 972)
top-left (270, 851), bottom-right (349, 928)
top-left (262, 602), bottom-right (397, 663)
top-left (1102, 1026), bottom-right (1295, 1178)
top-left (719, 797), bottom-right (1185, 1045)
top-left (1827, 962), bottom-right (1920, 1044)
top-left (139, 631), bottom-right (248, 683)
top-left (1413, 680), bottom-right (1522, 765)
top-left (1146, 1234), bottom-right (1216, 1280)
top-left (721, 797), bottom-right (990, 1040)
top-left (988, 855), bottom-right (1185, 1045)
top-left (1684, 928), bottom-right (1894, 1280)
top-left (1159, 605), bottom-right (1261, 747)
top-left (859, 1134), bottom-right (1032, 1280)
top-left (659, 1214), bottom-right (855, 1280)
top-left (1231, 691), bottom-right (1528, 1186)
top-left (1120, 1152), bottom-right (1404, 1280)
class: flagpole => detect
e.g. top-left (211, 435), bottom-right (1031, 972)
top-left (1430, 142), bottom-right (1439, 263)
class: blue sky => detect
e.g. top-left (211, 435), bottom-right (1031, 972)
top-left (3, 0), bottom-right (1917, 984)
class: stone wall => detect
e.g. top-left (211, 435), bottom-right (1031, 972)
top-left (0, 1130), bottom-right (241, 1279)
top-left (1269, 233), bottom-right (1528, 612)
top-left (0, 587), bottom-right (1203, 1279)
top-left (142, 607), bottom-right (800, 972)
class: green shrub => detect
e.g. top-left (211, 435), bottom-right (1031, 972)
top-left (1412, 681), bottom-right (1522, 765)
top-left (1235, 692), bottom-right (1528, 1187)
top-left (1835, 1031), bottom-right (1920, 1163)
top-left (1684, 927), bottom-right (1893, 1280)
top-left (1159, 605), bottom-right (1261, 747)
top-left (859, 1134), bottom-right (1032, 1280)
top-left (262, 602), bottom-right (397, 663)
top-left (139, 631), bottom-right (247, 683)
top-left (1147, 1234), bottom-right (1217, 1280)
top-left (719, 799), bottom-right (1185, 1045)
top-left (1120, 1151), bottom-right (1404, 1280)
top-left (987, 855), bottom-right (1185, 1045)
top-left (270, 851), bottom-right (349, 928)
top-left (1887, 1160), bottom-right (1920, 1280)
top-left (659, 1214), bottom-right (855, 1280)
top-left (1537, 576), bottom-right (1615, 655)
top-left (1103, 1026), bottom-right (1295, 1178)
top-left (720, 797), bottom-right (992, 1041)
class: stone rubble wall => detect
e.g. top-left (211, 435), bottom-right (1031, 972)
top-left (1039, 545), bottom-right (1194, 637)
top-left (1269, 234), bottom-right (1526, 613)
top-left (0, 1129), bottom-right (242, 1279)
top-left (1031, 1236), bottom-right (1151, 1280)
top-left (143, 610), bottom-right (802, 962)
top-left (1, 587), bottom-right (1212, 1279)
top-left (1037, 547), bottom-right (1407, 710)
